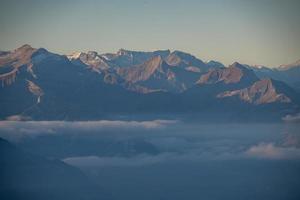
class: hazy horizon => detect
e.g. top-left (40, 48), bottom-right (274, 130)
top-left (1, 0), bottom-right (300, 66)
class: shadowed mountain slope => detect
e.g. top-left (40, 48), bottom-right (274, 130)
top-left (0, 138), bottom-right (112, 200)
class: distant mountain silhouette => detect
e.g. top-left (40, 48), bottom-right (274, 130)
top-left (246, 60), bottom-right (300, 91)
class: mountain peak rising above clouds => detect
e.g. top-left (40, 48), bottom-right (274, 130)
top-left (67, 52), bottom-right (84, 60)
top-left (0, 44), bottom-right (299, 121)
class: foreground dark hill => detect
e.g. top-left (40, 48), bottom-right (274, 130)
top-left (0, 45), bottom-right (299, 121)
top-left (0, 138), bottom-right (111, 200)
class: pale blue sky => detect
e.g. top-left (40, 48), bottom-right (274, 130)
top-left (0, 0), bottom-right (299, 66)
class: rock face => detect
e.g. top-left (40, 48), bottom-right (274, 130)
top-left (217, 79), bottom-right (292, 105)
top-left (0, 68), bottom-right (18, 86)
top-left (27, 80), bottom-right (44, 103)
top-left (0, 45), bottom-right (36, 86)
top-left (68, 51), bottom-right (111, 72)
top-left (117, 55), bottom-right (200, 92)
top-left (118, 56), bottom-right (166, 83)
top-left (101, 49), bottom-right (171, 68)
top-left (165, 50), bottom-right (209, 72)
top-left (0, 45), bottom-right (66, 87)
top-left (0, 44), bottom-right (37, 68)
top-left (197, 62), bottom-right (258, 85)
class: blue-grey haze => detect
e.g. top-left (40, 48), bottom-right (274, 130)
top-left (1, 120), bottom-right (300, 200)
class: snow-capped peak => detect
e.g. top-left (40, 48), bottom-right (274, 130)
top-left (251, 65), bottom-right (265, 69)
top-left (67, 52), bottom-right (83, 60)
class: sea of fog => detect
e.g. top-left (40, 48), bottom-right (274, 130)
top-left (1, 120), bottom-right (300, 200)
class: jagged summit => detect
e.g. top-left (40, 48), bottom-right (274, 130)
top-left (206, 60), bottom-right (224, 68)
top-left (15, 44), bottom-right (34, 51)
top-left (116, 48), bottom-right (170, 55)
top-left (171, 50), bottom-right (195, 57)
top-left (117, 48), bottom-right (134, 56)
top-left (68, 51), bottom-right (110, 71)
top-left (116, 55), bottom-right (201, 93)
top-left (217, 78), bottom-right (292, 105)
top-left (166, 50), bottom-right (206, 69)
top-left (0, 44), bottom-right (37, 68)
top-left (197, 62), bottom-right (258, 85)
top-left (67, 52), bottom-right (84, 60)
top-left (229, 62), bottom-right (248, 69)
top-left (117, 55), bottom-right (166, 83)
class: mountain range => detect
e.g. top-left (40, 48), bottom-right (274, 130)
top-left (0, 44), bottom-right (299, 121)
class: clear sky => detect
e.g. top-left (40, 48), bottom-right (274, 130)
top-left (0, 0), bottom-right (299, 66)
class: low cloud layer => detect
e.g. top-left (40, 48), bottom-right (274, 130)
top-left (0, 120), bottom-right (177, 140)
top-left (245, 143), bottom-right (300, 160)
top-left (282, 113), bottom-right (300, 122)
top-left (64, 153), bottom-right (178, 167)
top-left (63, 152), bottom-right (237, 167)
top-left (1, 121), bottom-right (300, 166)
top-left (64, 142), bottom-right (300, 168)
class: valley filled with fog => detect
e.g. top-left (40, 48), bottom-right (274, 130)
top-left (1, 119), bottom-right (300, 200)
